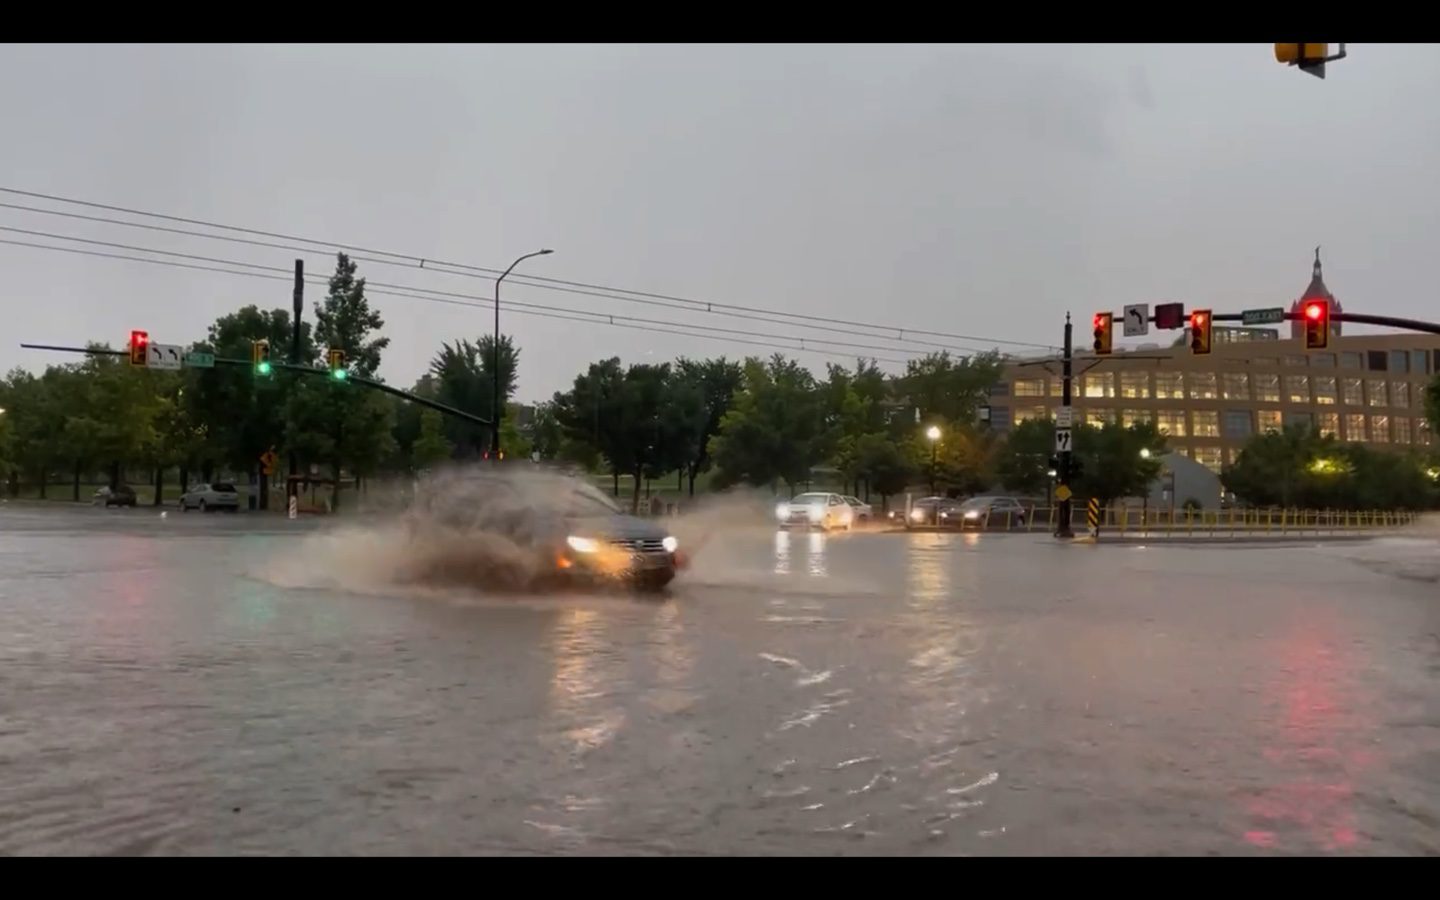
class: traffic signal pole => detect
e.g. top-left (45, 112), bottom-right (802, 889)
top-left (289, 259), bottom-right (303, 499)
top-left (1056, 313), bottom-right (1075, 539)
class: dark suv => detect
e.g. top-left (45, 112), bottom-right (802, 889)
top-left (102, 484), bottom-right (137, 508)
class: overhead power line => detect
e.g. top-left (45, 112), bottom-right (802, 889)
top-left (0, 186), bottom-right (1058, 352)
top-left (0, 225), bottom-right (932, 358)
top-left (0, 236), bottom-right (912, 365)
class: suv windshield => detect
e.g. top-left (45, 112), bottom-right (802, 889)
top-left (792, 493), bottom-right (829, 504)
top-left (212, 483), bottom-right (237, 493)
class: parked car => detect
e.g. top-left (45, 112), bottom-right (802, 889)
top-left (179, 482), bottom-right (240, 512)
top-left (775, 492), bottom-right (855, 531)
top-left (93, 484), bottom-right (137, 508)
top-left (897, 496), bottom-right (967, 528)
top-left (948, 495), bottom-right (1029, 530)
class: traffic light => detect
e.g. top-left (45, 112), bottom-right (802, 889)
top-left (327, 348), bottom-right (347, 380)
top-left (252, 339), bottom-right (272, 375)
top-left (1092, 312), bottom-right (1113, 355)
top-left (1275, 43), bottom-right (1343, 79)
top-left (1189, 309), bottom-right (1212, 355)
top-left (128, 330), bottom-right (149, 366)
top-left (1302, 299), bottom-right (1330, 349)
top-left (1154, 302), bottom-right (1185, 330)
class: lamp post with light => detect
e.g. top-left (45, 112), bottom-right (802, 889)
top-left (492, 248), bottom-right (554, 459)
top-left (925, 424), bottom-right (942, 497)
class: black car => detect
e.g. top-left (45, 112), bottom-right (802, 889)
top-left (98, 484), bottom-right (138, 508)
top-left (407, 468), bottom-right (686, 592)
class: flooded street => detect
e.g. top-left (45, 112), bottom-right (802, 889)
top-left (2, 506), bottom-right (1438, 855)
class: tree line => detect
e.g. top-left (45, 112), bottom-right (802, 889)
top-left (1, 251), bottom-right (1437, 512)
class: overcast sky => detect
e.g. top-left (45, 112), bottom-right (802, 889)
top-left (1, 44), bottom-right (1437, 403)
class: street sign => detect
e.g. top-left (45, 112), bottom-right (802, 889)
top-left (145, 342), bottom-right (184, 370)
top-left (184, 351), bottom-right (215, 369)
top-left (1123, 303), bottom-right (1150, 337)
top-left (1242, 307), bottom-right (1286, 326)
top-left (1154, 302), bottom-right (1185, 330)
top-left (1054, 484), bottom-right (1073, 502)
top-left (1055, 406), bottom-right (1073, 429)
top-left (1054, 428), bottom-right (1073, 452)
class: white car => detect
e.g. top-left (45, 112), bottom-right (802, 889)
top-left (842, 495), bottom-right (873, 523)
top-left (179, 482), bottom-right (240, 512)
top-left (775, 492), bottom-right (856, 531)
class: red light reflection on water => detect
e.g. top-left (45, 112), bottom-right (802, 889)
top-left (1242, 622), bottom-right (1376, 852)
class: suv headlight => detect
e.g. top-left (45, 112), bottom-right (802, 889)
top-left (776, 502), bottom-right (791, 520)
top-left (662, 536), bottom-right (678, 553)
top-left (566, 535), bottom-right (600, 553)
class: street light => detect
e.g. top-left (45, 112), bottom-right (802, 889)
top-left (925, 425), bottom-right (942, 496)
top-left (1139, 447), bottom-right (1152, 459)
top-left (493, 248), bottom-right (554, 459)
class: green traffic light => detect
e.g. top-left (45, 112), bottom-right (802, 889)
top-left (332, 368), bottom-right (347, 381)
top-left (257, 362), bottom-right (272, 375)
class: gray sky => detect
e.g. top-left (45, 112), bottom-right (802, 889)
top-left (2, 43), bottom-right (1437, 403)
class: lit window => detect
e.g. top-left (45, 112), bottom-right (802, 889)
top-left (1313, 376), bottom-right (1336, 405)
top-left (1371, 415), bottom-right (1390, 443)
top-left (1188, 372), bottom-right (1218, 400)
top-left (1368, 379), bottom-right (1388, 407)
top-left (1155, 372), bottom-right (1184, 399)
top-left (1285, 375), bottom-right (1310, 404)
top-left (1317, 412), bottom-right (1339, 438)
top-left (1394, 416), bottom-right (1411, 444)
top-left (1083, 373), bottom-right (1116, 399)
top-left (1013, 378), bottom-right (1045, 397)
top-left (1049, 379), bottom-right (1063, 397)
top-left (1254, 373), bottom-right (1280, 403)
top-left (1156, 410), bottom-right (1186, 437)
top-left (1121, 409), bottom-right (1153, 428)
top-left (1085, 408), bottom-right (1115, 427)
top-left (1342, 377), bottom-right (1363, 406)
top-left (1393, 381), bottom-right (1410, 408)
top-left (1222, 373), bottom-right (1250, 400)
top-left (1120, 372), bottom-right (1150, 399)
top-left (1192, 410), bottom-right (1220, 438)
top-left (1345, 413), bottom-right (1367, 442)
top-left (1418, 420), bottom-right (1432, 446)
top-left (1258, 410), bottom-right (1283, 433)
top-left (1014, 406), bottom-right (1050, 424)
top-left (1192, 446), bottom-right (1223, 473)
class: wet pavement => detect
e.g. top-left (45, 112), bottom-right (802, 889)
top-left (1, 504), bottom-right (1438, 855)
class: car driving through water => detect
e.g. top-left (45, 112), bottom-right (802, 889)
top-left (406, 468), bottom-right (686, 592)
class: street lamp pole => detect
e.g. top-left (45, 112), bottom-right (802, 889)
top-left (925, 425), bottom-right (941, 497)
top-left (492, 248), bottom-right (553, 458)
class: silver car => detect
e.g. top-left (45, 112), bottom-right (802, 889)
top-left (179, 482), bottom-right (240, 512)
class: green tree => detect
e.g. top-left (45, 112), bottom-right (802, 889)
top-left (1221, 424), bottom-right (1319, 508)
top-left (995, 417), bottom-right (1055, 496)
top-left (896, 351), bottom-right (1003, 426)
top-left (428, 335), bottom-right (519, 457)
top-left (710, 355), bottom-right (829, 491)
top-left (411, 409), bottom-right (454, 470)
top-left (853, 433), bottom-right (917, 509)
top-left (1425, 374), bottom-right (1439, 436)
top-left (1071, 421), bottom-right (1167, 507)
top-left (317, 253), bottom-right (389, 377)
top-left (553, 357), bottom-right (631, 492)
top-left (673, 357), bottom-right (743, 496)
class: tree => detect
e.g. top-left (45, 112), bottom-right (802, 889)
top-left (428, 335), bottom-right (519, 457)
top-left (411, 409), bottom-right (454, 470)
top-left (1071, 421), bottom-right (1167, 507)
top-left (995, 417), bottom-right (1055, 496)
top-left (553, 357), bottom-right (631, 493)
top-left (673, 357), bottom-right (743, 496)
top-left (316, 253), bottom-right (388, 377)
top-left (1224, 424), bottom-right (1439, 511)
top-left (710, 355), bottom-right (830, 491)
top-left (853, 433), bottom-right (917, 509)
top-left (896, 351), bottom-right (1003, 426)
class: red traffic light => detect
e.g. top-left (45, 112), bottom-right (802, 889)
top-left (1304, 301), bottom-right (1324, 321)
top-left (128, 330), bottom-right (149, 366)
top-left (1303, 299), bottom-right (1330, 349)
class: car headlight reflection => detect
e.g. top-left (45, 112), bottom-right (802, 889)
top-left (566, 535), bottom-right (601, 554)
top-left (662, 536), bottom-right (678, 553)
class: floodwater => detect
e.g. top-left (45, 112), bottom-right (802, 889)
top-left (1, 504), bottom-right (1438, 855)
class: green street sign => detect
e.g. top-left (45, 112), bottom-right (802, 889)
top-left (184, 351), bottom-right (215, 369)
top-left (1241, 307), bottom-right (1286, 326)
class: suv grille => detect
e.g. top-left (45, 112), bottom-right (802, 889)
top-left (611, 538), bottom-right (667, 553)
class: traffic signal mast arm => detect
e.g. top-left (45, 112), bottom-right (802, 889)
top-left (19, 343), bottom-right (494, 427)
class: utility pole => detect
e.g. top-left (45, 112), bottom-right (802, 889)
top-left (288, 258), bottom-right (303, 502)
top-left (492, 248), bottom-right (553, 459)
top-left (1056, 313), bottom-right (1075, 539)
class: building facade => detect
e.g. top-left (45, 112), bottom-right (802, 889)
top-left (990, 332), bottom-right (1438, 474)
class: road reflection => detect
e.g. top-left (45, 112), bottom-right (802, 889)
top-left (900, 534), bottom-right (981, 746)
top-left (547, 607), bottom-right (627, 755)
top-left (1243, 619), bottom-right (1376, 852)
top-left (772, 529), bottom-right (828, 577)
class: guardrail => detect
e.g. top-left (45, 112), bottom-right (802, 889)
top-left (973, 504), bottom-right (1424, 536)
